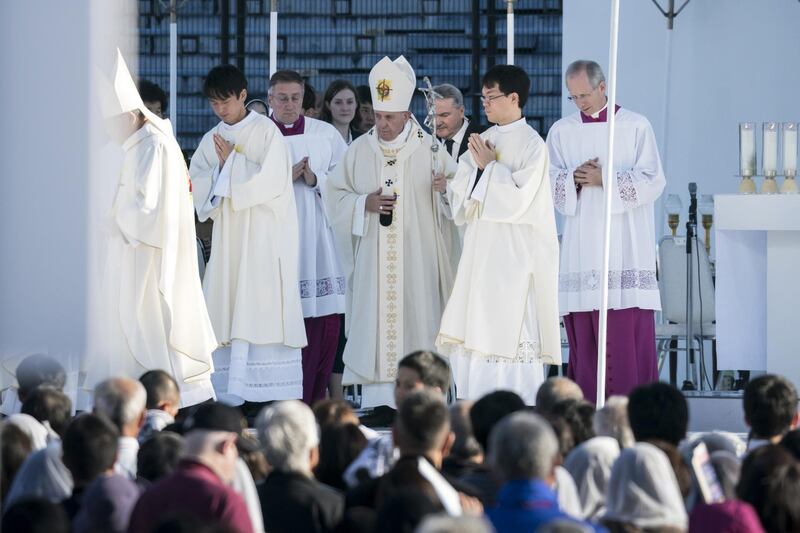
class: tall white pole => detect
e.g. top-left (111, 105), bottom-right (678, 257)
top-left (506, 1), bottom-right (515, 65)
top-left (596, 0), bottom-right (621, 408)
top-left (169, 0), bottom-right (177, 133)
top-left (269, 0), bottom-right (278, 77)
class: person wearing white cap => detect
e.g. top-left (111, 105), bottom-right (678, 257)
top-left (190, 64), bottom-right (307, 405)
top-left (437, 65), bottom-right (560, 405)
top-left (84, 50), bottom-right (217, 408)
top-left (324, 56), bottom-right (458, 409)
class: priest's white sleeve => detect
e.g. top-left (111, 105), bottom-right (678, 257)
top-left (610, 119), bottom-right (666, 214)
top-left (228, 130), bottom-right (294, 212)
top-left (190, 134), bottom-right (222, 222)
top-left (467, 139), bottom-right (551, 225)
top-left (115, 140), bottom-right (165, 248)
top-left (546, 127), bottom-right (578, 216)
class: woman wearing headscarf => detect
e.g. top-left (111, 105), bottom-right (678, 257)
top-left (602, 442), bottom-right (688, 532)
top-left (564, 436), bottom-right (620, 519)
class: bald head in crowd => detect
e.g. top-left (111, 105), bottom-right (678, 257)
top-left (535, 377), bottom-right (584, 416)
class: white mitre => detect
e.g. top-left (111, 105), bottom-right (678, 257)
top-left (96, 49), bottom-right (176, 139)
top-left (369, 56), bottom-right (416, 112)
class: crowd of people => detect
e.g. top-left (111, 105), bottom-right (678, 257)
top-left (3, 352), bottom-right (800, 532)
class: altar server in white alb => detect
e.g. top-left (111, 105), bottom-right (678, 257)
top-left (191, 64), bottom-right (306, 404)
top-left (437, 65), bottom-right (561, 405)
top-left (267, 69), bottom-right (348, 406)
top-left (86, 50), bottom-right (217, 407)
top-left (325, 56), bottom-right (458, 408)
top-left (547, 60), bottom-right (665, 403)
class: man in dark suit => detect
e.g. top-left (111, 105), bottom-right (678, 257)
top-left (432, 84), bottom-right (484, 161)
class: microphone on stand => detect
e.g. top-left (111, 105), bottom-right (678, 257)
top-left (687, 182), bottom-right (697, 253)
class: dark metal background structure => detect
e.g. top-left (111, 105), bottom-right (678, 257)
top-left (139, 0), bottom-right (563, 153)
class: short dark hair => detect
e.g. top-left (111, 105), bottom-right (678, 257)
top-left (548, 399), bottom-right (595, 451)
top-left (1, 424), bottom-right (32, 501)
top-left (139, 369), bottom-right (179, 410)
top-left (395, 389), bottom-right (449, 454)
top-left (627, 382), bottom-right (688, 446)
top-left (356, 84), bottom-right (372, 106)
top-left (469, 390), bottom-right (526, 452)
top-left (314, 423), bottom-right (367, 491)
top-left (62, 413), bottom-right (119, 486)
top-left (2, 498), bottom-right (69, 533)
top-left (312, 399), bottom-right (357, 430)
top-left (269, 69), bottom-right (304, 89)
top-left (137, 431), bottom-right (185, 483)
top-left (138, 79), bottom-right (167, 110)
top-left (744, 374), bottom-right (798, 439)
top-left (303, 82), bottom-right (317, 111)
top-left (21, 387), bottom-right (72, 437)
top-left (16, 354), bottom-right (66, 401)
top-left (398, 350), bottom-right (450, 392)
top-left (737, 444), bottom-right (799, 531)
top-left (481, 64), bottom-right (530, 109)
top-left (319, 79), bottom-right (359, 125)
top-left (202, 64), bottom-right (248, 100)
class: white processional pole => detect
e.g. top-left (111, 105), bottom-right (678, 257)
top-left (269, 0), bottom-right (278, 77)
top-left (596, 0), bottom-right (621, 408)
top-left (169, 0), bottom-right (178, 133)
top-left (506, 0), bottom-right (515, 65)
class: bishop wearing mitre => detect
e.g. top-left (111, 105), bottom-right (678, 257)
top-left (325, 56), bottom-right (458, 409)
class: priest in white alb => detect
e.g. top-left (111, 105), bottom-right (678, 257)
top-left (84, 50), bottom-right (217, 407)
top-left (267, 69), bottom-right (348, 406)
top-left (191, 64), bottom-right (307, 404)
top-left (547, 60), bottom-right (665, 402)
top-left (437, 65), bottom-right (561, 405)
top-left (325, 56), bottom-right (458, 409)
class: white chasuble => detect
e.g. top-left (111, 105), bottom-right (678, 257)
top-left (547, 108), bottom-right (665, 315)
top-left (437, 118), bottom-right (560, 405)
top-left (191, 111), bottom-right (307, 404)
top-left (85, 122), bottom-right (217, 407)
top-left (325, 121), bottom-right (457, 407)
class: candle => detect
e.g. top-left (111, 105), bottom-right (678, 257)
top-left (740, 123), bottom-right (756, 176)
top-left (763, 122), bottom-right (778, 173)
top-left (784, 123), bottom-right (797, 174)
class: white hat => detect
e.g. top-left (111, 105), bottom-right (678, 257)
top-left (97, 49), bottom-right (146, 119)
top-left (96, 49), bottom-right (176, 140)
top-left (368, 56), bottom-right (416, 112)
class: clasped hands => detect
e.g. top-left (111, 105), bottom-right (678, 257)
top-left (292, 157), bottom-right (317, 187)
top-left (467, 133), bottom-right (495, 170)
top-left (213, 133), bottom-right (234, 167)
top-left (573, 157), bottom-right (603, 189)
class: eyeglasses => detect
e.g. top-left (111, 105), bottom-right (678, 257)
top-left (567, 88), bottom-right (597, 102)
top-left (272, 95), bottom-right (302, 104)
top-left (480, 93), bottom-right (508, 104)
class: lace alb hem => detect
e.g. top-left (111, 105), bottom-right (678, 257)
top-left (466, 340), bottom-right (543, 365)
top-left (300, 276), bottom-right (346, 299)
top-left (559, 269), bottom-right (658, 292)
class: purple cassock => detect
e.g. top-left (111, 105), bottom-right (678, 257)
top-left (547, 103), bottom-right (666, 403)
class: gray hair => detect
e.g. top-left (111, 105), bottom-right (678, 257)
top-left (256, 400), bottom-right (319, 474)
top-left (489, 411), bottom-right (559, 481)
top-left (415, 514), bottom-right (493, 533)
top-left (535, 376), bottom-right (584, 416)
top-left (93, 377), bottom-right (146, 431)
top-left (565, 60), bottom-right (606, 89)
top-left (431, 83), bottom-right (464, 107)
top-left (593, 395), bottom-right (634, 449)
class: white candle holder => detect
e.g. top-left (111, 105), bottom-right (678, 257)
top-left (782, 122), bottom-right (798, 194)
top-left (739, 122), bottom-right (757, 194)
top-left (761, 122), bottom-right (779, 194)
